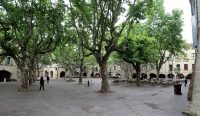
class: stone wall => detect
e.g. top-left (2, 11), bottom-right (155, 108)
top-left (190, 0), bottom-right (200, 114)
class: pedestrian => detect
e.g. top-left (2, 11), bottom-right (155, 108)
top-left (39, 76), bottom-right (45, 91)
top-left (47, 76), bottom-right (50, 84)
top-left (184, 77), bottom-right (188, 87)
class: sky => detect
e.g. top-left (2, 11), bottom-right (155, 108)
top-left (59, 0), bottom-right (193, 43)
top-left (164, 0), bottom-right (193, 43)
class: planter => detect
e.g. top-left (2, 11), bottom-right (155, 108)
top-left (174, 84), bottom-right (182, 95)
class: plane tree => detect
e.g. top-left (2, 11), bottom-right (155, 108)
top-left (52, 38), bottom-right (92, 84)
top-left (117, 24), bottom-right (155, 85)
top-left (0, 0), bottom-right (66, 90)
top-left (68, 0), bottom-right (152, 92)
top-left (147, 1), bottom-right (188, 79)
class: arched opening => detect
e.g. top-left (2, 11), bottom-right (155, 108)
top-left (176, 73), bottom-right (184, 79)
top-left (167, 73), bottom-right (175, 79)
top-left (0, 70), bottom-right (11, 82)
top-left (90, 72), bottom-right (94, 77)
top-left (45, 70), bottom-right (49, 77)
top-left (150, 73), bottom-right (156, 78)
top-left (186, 73), bottom-right (192, 80)
top-left (95, 73), bottom-right (100, 78)
top-left (50, 71), bottom-right (53, 78)
top-left (60, 71), bottom-right (65, 78)
top-left (149, 73), bottom-right (156, 80)
top-left (132, 73), bottom-right (137, 79)
top-left (159, 74), bottom-right (166, 79)
top-left (83, 72), bottom-right (87, 77)
top-left (141, 73), bottom-right (147, 80)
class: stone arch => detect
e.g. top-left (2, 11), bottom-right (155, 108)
top-left (159, 74), bottom-right (166, 79)
top-left (186, 73), bottom-right (192, 80)
top-left (141, 73), bottom-right (147, 80)
top-left (60, 71), bottom-right (65, 78)
top-left (45, 70), bottom-right (49, 77)
top-left (95, 73), bottom-right (100, 78)
top-left (167, 73), bottom-right (175, 79)
top-left (83, 72), bottom-right (87, 77)
top-left (132, 73), bottom-right (137, 79)
top-left (90, 72), bottom-right (94, 77)
top-left (0, 70), bottom-right (11, 82)
top-left (176, 73), bottom-right (184, 79)
top-left (50, 71), bottom-right (53, 78)
top-left (149, 73), bottom-right (156, 79)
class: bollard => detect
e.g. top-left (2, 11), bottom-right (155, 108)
top-left (4, 78), bottom-right (6, 82)
top-left (87, 80), bottom-right (90, 87)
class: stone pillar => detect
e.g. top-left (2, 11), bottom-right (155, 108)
top-left (190, 0), bottom-right (200, 115)
top-left (183, 0), bottom-right (200, 115)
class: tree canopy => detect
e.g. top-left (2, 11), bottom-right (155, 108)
top-left (0, 0), bottom-right (66, 90)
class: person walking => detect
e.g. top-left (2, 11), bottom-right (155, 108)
top-left (39, 76), bottom-right (45, 91)
top-left (184, 77), bottom-right (188, 87)
top-left (47, 76), bottom-right (50, 84)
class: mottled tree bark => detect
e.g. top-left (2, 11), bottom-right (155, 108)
top-left (135, 67), bottom-right (141, 86)
top-left (78, 59), bottom-right (84, 84)
top-left (156, 68), bottom-right (160, 80)
top-left (19, 68), bottom-right (29, 91)
top-left (99, 62), bottom-right (110, 92)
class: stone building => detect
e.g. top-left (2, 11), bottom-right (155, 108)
top-left (0, 44), bottom-right (195, 82)
top-left (40, 45), bottom-right (195, 80)
top-left (0, 56), bottom-right (19, 82)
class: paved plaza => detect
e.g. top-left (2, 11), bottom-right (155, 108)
top-left (0, 78), bottom-right (189, 116)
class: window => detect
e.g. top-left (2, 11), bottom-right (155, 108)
top-left (184, 64), bottom-right (188, 70)
top-left (6, 57), bottom-right (11, 65)
top-left (114, 66), bottom-right (116, 70)
top-left (191, 53), bottom-right (195, 60)
top-left (176, 64), bottom-right (180, 69)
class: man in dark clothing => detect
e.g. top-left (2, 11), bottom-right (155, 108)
top-left (47, 76), bottom-right (50, 84)
top-left (184, 77), bottom-right (188, 87)
top-left (39, 76), bottom-right (45, 91)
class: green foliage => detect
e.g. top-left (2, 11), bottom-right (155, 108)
top-left (174, 67), bottom-right (180, 75)
top-left (146, 1), bottom-right (188, 72)
top-left (68, 0), bottom-right (153, 64)
top-left (118, 24), bottom-right (155, 67)
top-left (0, 0), bottom-right (66, 69)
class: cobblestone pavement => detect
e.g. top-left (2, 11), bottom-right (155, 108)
top-left (0, 78), bottom-right (189, 116)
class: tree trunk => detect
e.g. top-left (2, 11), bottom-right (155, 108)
top-left (136, 69), bottom-right (141, 86)
top-left (19, 68), bottom-right (29, 91)
top-left (79, 59), bottom-right (84, 84)
top-left (29, 76), bottom-right (33, 86)
top-left (99, 62), bottom-right (110, 92)
top-left (32, 69), bottom-right (36, 83)
top-left (79, 67), bottom-right (83, 84)
top-left (28, 70), bottom-right (33, 86)
top-left (156, 68), bottom-right (160, 80)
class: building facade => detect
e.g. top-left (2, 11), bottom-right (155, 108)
top-left (1, 45), bottom-right (195, 82)
top-left (41, 45), bottom-right (195, 80)
top-left (0, 56), bottom-right (19, 82)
